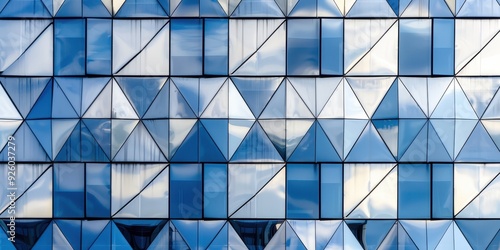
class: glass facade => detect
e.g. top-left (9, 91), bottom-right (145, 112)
top-left (0, 0), bottom-right (499, 249)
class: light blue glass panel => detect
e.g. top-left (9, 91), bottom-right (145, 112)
top-left (287, 19), bottom-right (319, 75)
top-left (432, 164), bottom-right (453, 218)
top-left (398, 164), bottom-right (430, 218)
top-left (433, 19), bottom-right (454, 75)
top-left (287, 164), bottom-right (319, 219)
top-left (54, 164), bottom-right (84, 218)
top-left (204, 164), bottom-right (227, 218)
top-left (55, 19), bottom-right (85, 75)
top-left (321, 19), bottom-right (343, 75)
top-left (86, 163), bottom-right (110, 217)
top-left (87, 19), bottom-right (111, 75)
top-left (171, 19), bottom-right (203, 75)
top-left (204, 19), bottom-right (228, 75)
top-left (320, 164), bottom-right (342, 218)
top-left (399, 19), bottom-right (431, 75)
top-left (170, 164), bottom-right (202, 219)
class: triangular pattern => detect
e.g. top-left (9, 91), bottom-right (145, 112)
top-left (347, 0), bottom-right (396, 16)
top-left (401, 0), bottom-right (429, 17)
top-left (346, 121), bottom-right (395, 162)
top-left (348, 77), bottom-right (395, 118)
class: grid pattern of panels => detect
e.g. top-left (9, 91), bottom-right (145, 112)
top-left (0, 0), bottom-right (500, 249)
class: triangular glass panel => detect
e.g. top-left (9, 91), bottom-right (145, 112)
top-left (426, 221), bottom-right (452, 249)
top-left (231, 77), bottom-right (282, 118)
top-left (487, 230), bottom-right (500, 250)
top-left (147, 221), bottom-right (169, 250)
top-left (55, 0), bottom-right (82, 16)
top-left (170, 121), bottom-right (199, 162)
top-left (286, 119), bottom-right (314, 159)
top-left (0, 120), bottom-right (22, 152)
top-left (199, 78), bottom-right (226, 115)
top-left (316, 221), bottom-right (342, 250)
top-left (111, 222), bottom-right (132, 249)
top-left (201, 80), bottom-right (228, 118)
top-left (231, 122), bottom-right (284, 162)
top-left (398, 223), bottom-right (419, 250)
top-left (319, 80), bottom-right (344, 119)
top-left (343, 119), bottom-right (368, 159)
top-left (52, 80), bottom-right (78, 118)
top-left (399, 80), bottom-right (427, 118)
top-left (457, 0), bottom-right (500, 17)
top-left (199, 221), bottom-right (226, 249)
top-left (457, 176), bottom-right (500, 218)
top-left (82, 221), bottom-right (110, 249)
top-left (288, 122), bottom-right (316, 162)
top-left (316, 77), bottom-right (341, 116)
top-left (2, 220), bottom-right (51, 250)
top-left (84, 81), bottom-right (112, 118)
top-left (398, 119), bottom-right (427, 159)
top-left (82, 119), bottom-right (112, 159)
top-left (400, 220), bottom-right (427, 250)
top-left (317, 119), bottom-right (344, 158)
top-left (53, 223), bottom-right (73, 250)
top-left (400, 77), bottom-right (428, 116)
top-left (112, 80), bottom-right (139, 119)
top-left (430, 119), bottom-right (455, 158)
top-left (83, 0), bottom-right (112, 16)
top-left (26, 119), bottom-right (52, 157)
top-left (344, 80), bottom-right (368, 119)
top-left (199, 122), bottom-right (227, 162)
top-left (400, 122), bottom-right (428, 162)
top-left (114, 220), bottom-right (168, 250)
top-left (258, 120), bottom-right (286, 159)
top-left (347, 0), bottom-right (397, 16)
top-left (346, 122), bottom-right (395, 162)
top-left (115, 0), bottom-right (168, 17)
top-left (228, 79), bottom-right (255, 119)
top-left (288, 220), bottom-right (315, 250)
top-left (456, 122), bottom-right (500, 162)
top-left (1, 77), bottom-right (49, 118)
top-left (143, 80), bottom-right (169, 119)
top-left (114, 122), bottom-right (167, 162)
top-left (430, 0), bottom-right (453, 16)
top-left (168, 222), bottom-right (190, 249)
top-left (289, 0), bottom-right (316, 16)
top-left (115, 77), bottom-right (166, 118)
top-left (52, 119), bottom-right (79, 160)
top-left (207, 223), bottom-right (228, 249)
top-left (373, 79), bottom-right (398, 119)
top-left (454, 119), bottom-right (478, 159)
top-left (434, 222), bottom-right (454, 250)
top-left (29, 221), bottom-right (53, 250)
top-left (346, 220), bottom-right (397, 249)
top-left (343, 222), bottom-right (363, 249)
top-left (27, 79), bottom-right (52, 119)
top-left (231, 0), bottom-right (284, 16)
top-left (288, 78), bottom-right (316, 115)
top-left (54, 220), bottom-right (81, 250)
top-left (401, 0), bottom-right (429, 17)
top-left (453, 223), bottom-right (473, 250)
top-left (227, 223), bottom-right (248, 249)
top-left (284, 222), bottom-right (306, 249)
top-left (170, 82), bottom-right (197, 118)
top-left (455, 82), bottom-right (477, 119)
top-left (378, 223), bottom-right (398, 249)
top-left (427, 77), bottom-right (453, 115)
top-left (316, 123), bottom-right (342, 162)
top-left (0, 122), bottom-right (50, 161)
top-left (201, 119), bottom-right (228, 159)
top-left (286, 80), bottom-right (314, 118)
top-left (427, 123), bottom-right (453, 161)
top-left (348, 77), bottom-right (395, 118)
top-left (228, 119), bottom-right (254, 158)
top-left (458, 77), bottom-right (500, 118)
top-left (111, 119), bottom-right (139, 158)
top-left (0, 85), bottom-right (21, 119)
top-left (201, 0), bottom-right (227, 16)
top-left (318, 0), bottom-right (343, 16)
top-left (80, 122), bottom-right (109, 161)
top-left (230, 220), bottom-right (284, 249)
top-left (482, 120), bottom-right (500, 150)
top-left (483, 88), bottom-right (500, 119)
top-left (373, 119), bottom-right (398, 157)
top-left (2, 25), bottom-right (53, 75)
top-left (171, 0), bottom-right (199, 16)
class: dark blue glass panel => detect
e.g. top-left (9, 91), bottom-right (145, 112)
top-left (171, 19), bottom-right (203, 75)
top-left (170, 164), bottom-right (202, 219)
top-left (320, 164), bottom-right (342, 218)
top-left (321, 19), bottom-right (343, 75)
top-left (86, 164), bottom-right (111, 217)
top-left (287, 19), bottom-right (320, 75)
top-left (399, 19), bottom-right (431, 75)
top-left (87, 19), bottom-right (112, 75)
top-left (398, 164), bottom-right (430, 218)
top-left (56, 0), bottom-right (83, 17)
top-left (432, 163), bottom-right (453, 218)
top-left (204, 164), bottom-right (227, 218)
top-left (204, 19), bottom-right (228, 75)
top-left (83, 0), bottom-right (112, 17)
top-left (54, 164), bottom-right (85, 217)
top-left (286, 164), bottom-right (319, 219)
top-left (433, 19), bottom-right (454, 75)
top-left (55, 19), bottom-right (85, 75)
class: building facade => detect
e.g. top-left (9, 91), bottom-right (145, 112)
top-left (0, 0), bottom-right (499, 249)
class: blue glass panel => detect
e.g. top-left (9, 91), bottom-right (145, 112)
top-left (287, 19), bottom-right (319, 75)
top-left (54, 164), bottom-right (84, 217)
top-left (433, 19), bottom-right (455, 75)
top-left (86, 164), bottom-right (111, 217)
top-left (321, 19), bottom-right (343, 75)
top-left (199, 123), bottom-right (226, 162)
top-left (56, 0), bottom-right (83, 17)
top-left (204, 164), bottom-right (227, 218)
top-left (399, 19), bottom-right (431, 75)
top-left (83, 0), bottom-right (111, 17)
top-left (398, 164), bottom-right (430, 218)
top-left (27, 80), bottom-right (52, 119)
top-left (171, 19), bottom-right (203, 75)
top-left (204, 19), bottom-right (228, 75)
top-left (170, 164), bottom-right (202, 219)
top-left (432, 164), bottom-right (453, 218)
top-left (320, 164), bottom-right (342, 218)
top-left (116, 0), bottom-right (168, 17)
top-left (287, 164), bottom-right (319, 218)
top-left (0, 0), bottom-right (51, 17)
top-left (87, 19), bottom-right (112, 75)
top-left (55, 19), bottom-right (85, 75)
